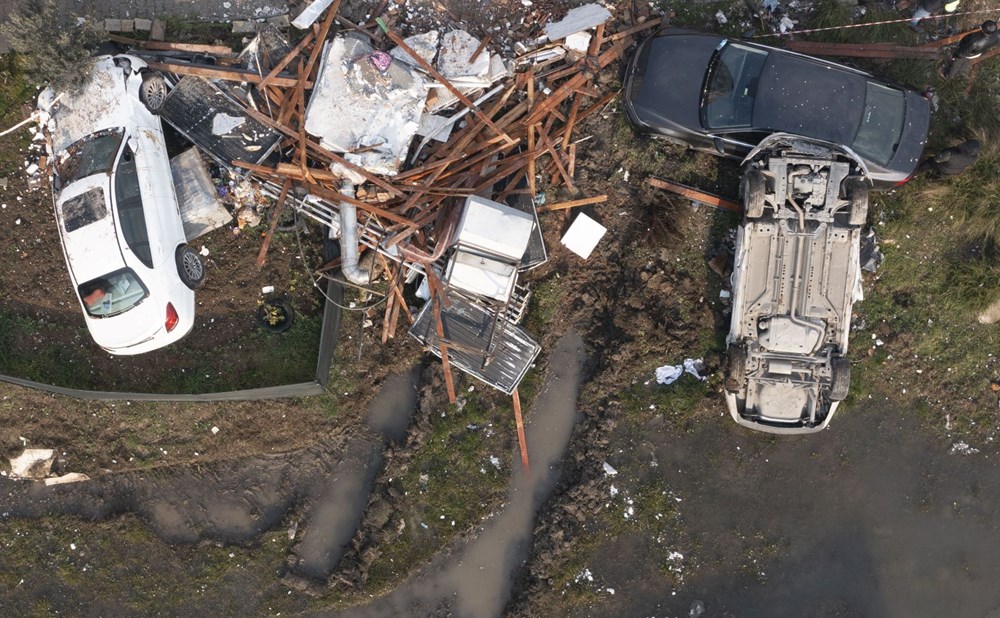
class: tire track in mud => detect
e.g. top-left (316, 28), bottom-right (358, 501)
top-left (0, 372), bottom-right (419, 552)
top-left (317, 332), bottom-right (586, 618)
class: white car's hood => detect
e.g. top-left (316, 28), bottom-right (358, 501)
top-left (40, 56), bottom-right (131, 154)
top-left (55, 174), bottom-right (126, 284)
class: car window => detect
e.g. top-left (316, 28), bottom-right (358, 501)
top-left (703, 44), bottom-right (768, 129)
top-left (78, 268), bottom-right (148, 318)
top-left (54, 129), bottom-right (124, 186)
top-left (114, 147), bottom-right (154, 269)
top-left (61, 186), bottom-right (108, 233)
top-left (720, 131), bottom-right (769, 146)
top-left (852, 81), bottom-right (905, 166)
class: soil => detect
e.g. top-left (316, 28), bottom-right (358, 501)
top-left (2, 1), bottom-right (999, 616)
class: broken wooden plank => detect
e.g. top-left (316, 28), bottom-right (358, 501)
top-left (146, 60), bottom-right (310, 88)
top-left (240, 106), bottom-right (406, 198)
top-left (512, 388), bottom-right (529, 473)
top-left (107, 35), bottom-right (236, 56)
top-left (302, 0), bottom-right (342, 83)
top-left (425, 271), bottom-right (457, 404)
top-left (256, 178), bottom-right (293, 268)
top-left (539, 194), bottom-right (607, 212)
top-left (784, 40), bottom-right (939, 60)
top-left (647, 177), bottom-right (741, 212)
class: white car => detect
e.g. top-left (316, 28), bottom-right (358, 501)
top-left (724, 135), bottom-right (868, 434)
top-left (39, 54), bottom-right (205, 355)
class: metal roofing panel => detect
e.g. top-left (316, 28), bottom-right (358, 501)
top-left (409, 294), bottom-right (540, 395)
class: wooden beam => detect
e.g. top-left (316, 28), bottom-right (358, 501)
top-left (784, 40), bottom-right (939, 60)
top-left (425, 271), bottom-right (457, 404)
top-left (512, 389), bottom-right (529, 473)
top-left (256, 178), bottom-right (293, 267)
top-left (146, 60), bottom-right (310, 88)
top-left (302, 0), bottom-right (342, 83)
top-left (108, 35), bottom-right (236, 56)
top-left (539, 194), bottom-right (607, 212)
top-left (240, 106), bottom-right (405, 198)
top-left (646, 177), bottom-right (741, 213)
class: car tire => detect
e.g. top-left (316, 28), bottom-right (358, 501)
top-left (742, 169), bottom-right (766, 219)
top-left (845, 177), bottom-right (869, 227)
top-left (724, 344), bottom-right (748, 393)
top-left (176, 246), bottom-right (206, 290)
top-left (139, 71), bottom-right (169, 115)
top-left (829, 356), bottom-right (851, 401)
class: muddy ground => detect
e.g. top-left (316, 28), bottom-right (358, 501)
top-left (2, 0), bottom-right (1000, 616)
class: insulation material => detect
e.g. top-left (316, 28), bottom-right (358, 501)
top-left (389, 30), bottom-right (440, 67)
top-left (544, 4), bottom-right (612, 42)
top-left (438, 30), bottom-right (492, 86)
top-left (305, 35), bottom-right (426, 177)
top-left (170, 147), bottom-right (232, 241)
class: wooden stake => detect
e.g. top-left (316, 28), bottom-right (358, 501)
top-left (646, 177), bottom-right (741, 212)
top-left (426, 271), bottom-right (457, 404)
top-left (539, 194), bottom-right (607, 212)
top-left (512, 389), bottom-right (529, 473)
top-left (256, 178), bottom-right (293, 267)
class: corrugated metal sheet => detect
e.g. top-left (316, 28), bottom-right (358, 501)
top-left (409, 294), bottom-right (540, 395)
top-left (160, 76), bottom-right (281, 169)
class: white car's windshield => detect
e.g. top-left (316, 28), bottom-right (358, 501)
top-left (55, 128), bottom-right (124, 186)
top-left (78, 268), bottom-right (148, 317)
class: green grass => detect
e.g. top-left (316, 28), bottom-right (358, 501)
top-left (363, 388), bottom-right (513, 592)
top-left (0, 514), bottom-right (307, 616)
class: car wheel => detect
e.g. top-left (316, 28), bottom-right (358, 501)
top-left (829, 356), bottom-right (851, 401)
top-left (176, 246), bottom-right (206, 290)
top-left (724, 344), bottom-right (748, 393)
top-left (742, 168), bottom-right (766, 219)
top-left (139, 71), bottom-right (169, 115)
top-left (845, 177), bottom-right (869, 227)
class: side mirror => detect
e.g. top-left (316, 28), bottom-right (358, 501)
top-left (126, 136), bottom-right (139, 153)
top-left (713, 137), bottom-right (726, 154)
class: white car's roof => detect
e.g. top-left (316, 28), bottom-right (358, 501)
top-left (39, 56), bottom-right (137, 154)
top-left (54, 174), bottom-right (127, 284)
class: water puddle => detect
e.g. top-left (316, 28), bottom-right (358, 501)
top-left (324, 331), bottom-right (586, 617)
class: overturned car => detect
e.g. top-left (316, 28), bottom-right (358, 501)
top-left (725, 134), bottom-right (868, 434)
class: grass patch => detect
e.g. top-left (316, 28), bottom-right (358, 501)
top-left (0, 514), bottom-right (307, 616)
top-left (364, 388), bottom-right (513, 592)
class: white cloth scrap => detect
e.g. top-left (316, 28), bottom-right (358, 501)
top-left (655, 358), bottom-right (707, 385)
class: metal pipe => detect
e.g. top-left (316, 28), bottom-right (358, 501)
top-left (338, 181), bottom-right (371, 285)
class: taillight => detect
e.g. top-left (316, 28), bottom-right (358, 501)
top-left (894, 173), bottom-right (914, 187)
top-left (165, 303), bottom-right (179, 332)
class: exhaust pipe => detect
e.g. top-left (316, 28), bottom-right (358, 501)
top-left (338, 181), bottom-right (371, 285)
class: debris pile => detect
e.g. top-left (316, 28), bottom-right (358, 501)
top-left (98, 2), bottom-right (663, 402)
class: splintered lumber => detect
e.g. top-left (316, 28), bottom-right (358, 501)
top-left (539, 194), bottom-right (607, 212)
top-left (512, 389), bottom-right (529, 473)
top-left (302, 0), bottom-right (342, 83)
top-left (523, 37), bottom-right (631, 126)
top-left (425, 271), bottom-right (457, 404)
top-left (108, 35), bottom-right (236, 56)
top-left (376, 18), bottom-right (515, 146)
top-left (240, 106), bottom-right (405, 197)
top-left (647, 177), bottom-right (741, 213)
top-left (257, 28), bottom-right (317, 89)
top-left (257, 178), bottom-right (292, 267)
top-left (146, 60), bottom-right (310, 88)
top-left (784, 40), bottom-right (939, 60)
